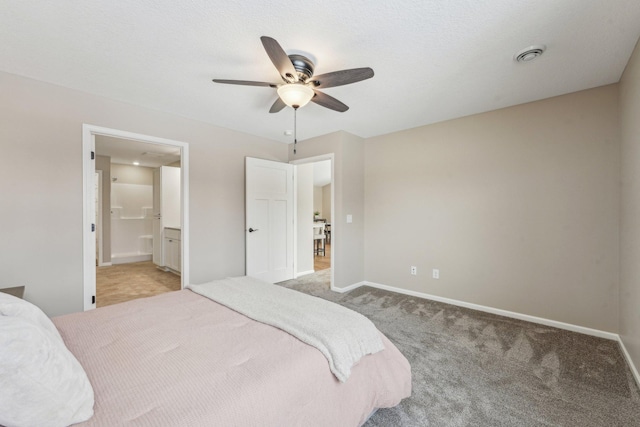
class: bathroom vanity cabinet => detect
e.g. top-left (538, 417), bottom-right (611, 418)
top-left (163, 227), bottom-right (181, 274)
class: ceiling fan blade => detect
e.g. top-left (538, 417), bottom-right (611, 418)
top-left (311, 90), bottom-right (349, 112)
top-left (212, 79), bottom-right (276, 87)
top-left (269, 97), bottom-right (286, 113)
top-left (309, 67), bottom-right (374, 89)
top-left (260, 36), bottom-right (298, 83)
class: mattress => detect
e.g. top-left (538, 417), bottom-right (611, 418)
top-left (53, 289), bottom-right (411, 426)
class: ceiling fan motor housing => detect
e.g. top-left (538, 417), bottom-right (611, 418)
top-left (212, 36), bottom-right (373, 113)
top-left (288, 54), bottom-right (315, 81)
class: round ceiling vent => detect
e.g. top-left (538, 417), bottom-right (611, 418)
top-left (514, 45), bottom-right (546, 63)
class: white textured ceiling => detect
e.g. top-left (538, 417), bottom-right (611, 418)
top-left (2, 1), bottom-right (640, 144)
top-left (95, 136), bottom-right (181, 168)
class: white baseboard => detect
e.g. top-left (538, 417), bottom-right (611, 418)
top-left (331, 281), bottom-right (366, 293)
top-left (112, 253), bottom-right (152, 265)
top-left (618, 337), bottom-right (640, 388)
top-left (360, 281), bottom-right (618, 341)
top-left (295, 270), bottom-right (315, 278)
top-left (333, 279), bottom-right (638, 388)
top-left (98, 262), bottom-right (112, 267)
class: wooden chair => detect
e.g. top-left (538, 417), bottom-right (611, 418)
top-left (313, 223), bottom-right (326, 256)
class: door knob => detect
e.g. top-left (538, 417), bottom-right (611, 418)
top-left (248, 228), bottom-right (259, 232)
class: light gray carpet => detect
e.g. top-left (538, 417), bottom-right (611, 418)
top-left (278, 270), bottom-right (640, 426)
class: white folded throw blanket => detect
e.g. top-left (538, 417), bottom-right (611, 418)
top-left (188, 276), bottom-right (384, 382)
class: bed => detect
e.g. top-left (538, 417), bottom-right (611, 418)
top-left (0, 277), bottom-right (411, 427)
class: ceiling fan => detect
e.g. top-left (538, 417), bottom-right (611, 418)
top-left (212, 36), bottom-right (374, 113)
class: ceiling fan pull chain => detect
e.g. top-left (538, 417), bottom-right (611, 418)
top-left (293, 107), bottom-right (297, 155)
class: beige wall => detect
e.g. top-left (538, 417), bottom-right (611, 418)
top-left (0, 71), bottom-right (288, 317)
top-left (364, 85), bottom-right (620, 332)
top-left (0, 61), bottom-right (630, 346)
top-left (296, 163), bottom-right (314, 274)
top-left (620, 39), bottom-right (640, 371)
top-left (322, 184), bottom-right (332, 223)
top-left (289, 132), bottom-right (365, 288)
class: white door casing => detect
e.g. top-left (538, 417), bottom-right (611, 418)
top-left (245, 157), bottom-right (294, 283)
top-left (289, 153), bottom-right (335, 290)
top-left (82, 124), bottom-right (189, 311)
top-left (83, 132), bottom-right (97, 310)
top-left (95, 170), bottom-right (107, 266)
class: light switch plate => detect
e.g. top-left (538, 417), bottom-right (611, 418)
top-left (346, 214), bottom-right (353, 223)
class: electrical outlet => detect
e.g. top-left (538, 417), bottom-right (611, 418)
top-left (432, 269), bottom-right (440, 279)
top-left (410, 266), bottom-right (417, 275)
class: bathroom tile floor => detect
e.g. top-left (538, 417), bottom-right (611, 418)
top-left (96, 261), bottom-right (181, 307)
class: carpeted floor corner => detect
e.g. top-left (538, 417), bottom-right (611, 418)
top-left (278, 270), bottom-right (640, 426)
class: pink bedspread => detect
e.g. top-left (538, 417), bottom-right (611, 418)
top-left (53, 290), bottom-right (411, 426)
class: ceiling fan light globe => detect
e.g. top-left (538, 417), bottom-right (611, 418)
top-left (277, 84), bottom-right (314, 109)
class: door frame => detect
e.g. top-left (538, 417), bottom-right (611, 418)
top-left (82, 124), bottom-right (190, 311)
top-left (289, 153), bottom-right (335, 290)
top-left (95, 170), bottom-right (108, 267)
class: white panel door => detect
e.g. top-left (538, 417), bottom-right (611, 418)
top-left (161, 166), bottom-right (181, 228)
top-left (246, 157), bottom-right (294, 283)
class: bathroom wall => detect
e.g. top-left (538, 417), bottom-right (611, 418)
top-left (110, 164), bottom-right (154, 264)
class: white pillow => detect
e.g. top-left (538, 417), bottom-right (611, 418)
top-left (0, 295), bottom-right (94, 427)
top-left (0, 291), bottom-right (62, 341)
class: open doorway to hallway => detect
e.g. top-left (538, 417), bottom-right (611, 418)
top-left (294, 156), bottom-right (333, 287)
top-left (312, 160), bottom-right (332, 272)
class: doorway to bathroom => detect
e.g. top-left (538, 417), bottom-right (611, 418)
top-left (82, 125), bottom-right (189, 310)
